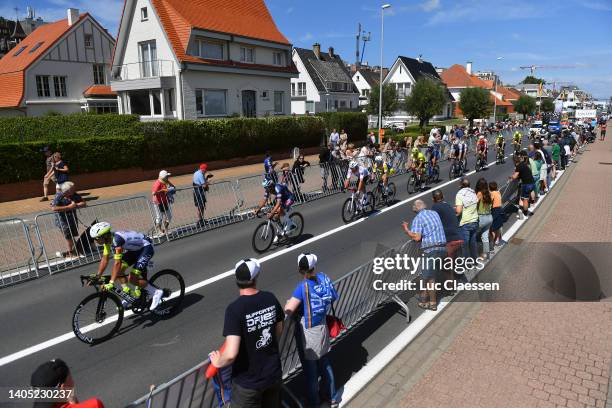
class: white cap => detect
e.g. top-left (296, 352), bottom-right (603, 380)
top-left (159, 170), bottom-right (171, 179)
top-left (235, 258), bottom-right (261, 281)
top-left (298, 253), bottom-right (318, 270)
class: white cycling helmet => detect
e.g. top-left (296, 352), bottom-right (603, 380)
top-left (374, 155), bottom-right (383, 163)
top-left (349, 160), bottom-right (359, 169)
top-left (479, 135), bottom-right (485, 139)
top-left (90, 222), bottom-right (112, 239)
top-left (261, 178), bottom-right (275, 188)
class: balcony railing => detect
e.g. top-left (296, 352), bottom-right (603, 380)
top-left (111, 60), bottom-right (175, 81)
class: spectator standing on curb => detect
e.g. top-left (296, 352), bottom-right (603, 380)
top-left (339, 129), bottom-right (348, 147)
top-left (488, 181), bottom-right (506, 247)
top-left (329, 129), bottom-right (340, 148)
top-left (264, 151), bottom-right (278, 183)
top-left (292, 155), bottom-right (311, 198)
top-left (52, 181), bottom-right (86, 260)
top-left (511, 152), bottom-right (535, 219)
top-left (600, 121), bottom-right (606, 141)
top-left (431, 190), bottom-right (463, 287)
top-left (404, 199), bottom-right (446, 311)
top-left (193, 163), bottom-right (212, 228)
top-left (52, 152), bottom-right (70, 192)
top-left (319, 144), bottom-right (333, 192)
top-left (210, 259), bottom-right (284, 408)
top-left (152, 170), bottom-right (175, 237)
top-left (31, 358), bottom-right (105, 408)
top-left (41, 146), bottom-right (56, 202)
top-left (475, 178), bottom-right (493, 259)
top-left (455, 178), bottom-right (479, 262)
top-left (285, 253), bottom-right (340, 408)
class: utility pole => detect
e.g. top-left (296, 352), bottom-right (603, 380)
top-left (356, 23), bottom-right (361, 68)
top-left (378, 4), bottom-right (391, 144)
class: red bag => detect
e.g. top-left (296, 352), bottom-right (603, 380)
top-left (326, 303), bottom-right (345, 338)
top-left (205, 341), bottom-right (226, 379)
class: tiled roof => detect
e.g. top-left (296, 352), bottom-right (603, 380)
top-left (440, 64), bottom-right (489, 88)
top-left (356, 69), bottom-right (381, 87)
top-left (497, 85), bottom-right (521, 100)
top-left (150, 0), bottom-right (290, 65)
top-left (83, 85), bottom-right (117, 97)
top-left (491, 93), bottom-right (512, 106)
top-left (0, 14), bottom-right (87, 108)
top-left (294, 47), bottom-right (358, 93)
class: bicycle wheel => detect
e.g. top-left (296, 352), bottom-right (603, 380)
top-left (341, 198), bottom-right (356, 223)
top-left (252, 221), bottom-right (274, 253)
top-left (385, 182), bottom-right (396, 205)
top-left (149, 269), bottom-right (185, 316)
top-left (407, 173), bottom-right (416, 194)
top-left (449, 164), bottom-right (455, 180)
top-left (432, 166), bottom-right (440, 182)
top-left (286, 213), bottom-right (304, 239)
top-left (363, 192), bottom-right (376, 214)
top-left (72, 292), bottom-right (123, 345)
top-left (373, 185), bottom-right (383, 208)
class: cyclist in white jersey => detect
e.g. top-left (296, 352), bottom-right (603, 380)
top-left (344, 160), bottom-right (370, 206)
top-left (90, 222), bottom-right (164, 310)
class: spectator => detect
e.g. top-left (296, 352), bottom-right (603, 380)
top-left (329, 129), bottom-right (340, 147)
top-left (344, 143), bottom-right (356, 159)
top-left (264, 151), bottom-right (278, 183)
top-left (210, 259), bottom-right (284, 408)
top-left (510, 152), bottom-right (534, 219)
top-left (475, 178), bottom-right (493, 259)
top-left (600, 121), bottom-right (606, 141)
top-left (285, 253), bottom-right (340, 408)
top-left (41, 146), bottom-right (56, 202)
top-left (193, 163), bottom-right (212, 228)
top-left (369, 132), bottom-right (377, 145)
top-left (543, 139), bottom-right (556, 181)
top-left (403, 199), bottom-right (447, 311)
top-left (339, 129), bottom-right (348, 146)
top-left (152, 170), bottom-right (175, 236)
top-left (319, 144), bottom-right (333, 192)
top-left (455, 178), bottom-right (479, 262)
top-left (488, 181), bottom-right (506, 247)
top-left (52, 152), bottom-right (70, 192)
top-left (531, 152), bottom-right (543, 199)
top-left (31, 358), bottom-right (104, 408)
top-left (52, 181), bottom-right (86, 260)
top-left (292, 155), bottom-right (311, 195)
top-left (431, 190), bottom-right (463, 287)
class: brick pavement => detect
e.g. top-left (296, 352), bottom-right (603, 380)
top-left (348, 133), bottom-right (612, 408)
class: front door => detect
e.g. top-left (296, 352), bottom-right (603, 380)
top-left (242, 90), bottom-right (256, 117)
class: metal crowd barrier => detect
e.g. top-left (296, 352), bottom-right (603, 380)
top-left (0, 218), bottom-right (39, 287)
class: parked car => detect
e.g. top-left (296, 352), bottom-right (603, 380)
top-left (529, 120), bottom-right (543, 134)
top-left (547, 120), bottom-right (561, 134)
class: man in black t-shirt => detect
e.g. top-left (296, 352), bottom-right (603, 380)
top-left (510, 151), bottom-right (535, 218)
top-left (210, 258), bottom-right (284, 408)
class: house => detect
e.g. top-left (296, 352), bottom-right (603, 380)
top-left (383, 55), bottom-right (453, 119)
top-left (0, 9), bottom-right (117, 117)
top-left (20, 7), bottom-right (47, 36)
top-left (110, 0), bottom-right (296, 120)
top-left (352, 68), bottom-right (382, 106)
top-left (0, 17), bottom-right (26, 58)
top-left (291, 44), bottom-right (359, 114)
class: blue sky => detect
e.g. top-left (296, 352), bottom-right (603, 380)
top-left (3, 0), bottom-right (611, 98)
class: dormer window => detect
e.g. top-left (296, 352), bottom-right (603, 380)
top-left (195, 39), bottom-right (223, 60)
top-left (141, 7), bottom-right (148, 21)
top-left (273, 52), bottom-right (282, 66)
top-left (240, 47), bottom-right (254, 63)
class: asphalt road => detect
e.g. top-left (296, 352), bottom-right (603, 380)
top-left (0, 146), bottom-right (526, 407)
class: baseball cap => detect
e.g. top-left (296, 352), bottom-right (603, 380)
top-left (31, 359), bottom-right (69, 387)
top-left (235, 258), bottom-right (261, 282)
top-left (298, 253), bottom-right (317, 271)
top-left (159, 170), bottom-right (171, 179)
top-left (199, 163), bottom-right (208, 171)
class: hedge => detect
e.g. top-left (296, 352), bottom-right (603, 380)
top-left (0, 113), bottom-right (142, 143)
top-left (316, 112), bottom-right (368, 142)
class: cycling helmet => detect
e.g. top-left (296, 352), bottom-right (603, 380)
top-left (411, 147), bottom-right (419, 155)
top-left (479, 135), bottom-right (485, 139)
top-left (349, 160), bottom-right (359, 169)
top-left (262, 178), bottom-right (275, 188)
top-left (90, 222), bottom-right (112, 239)
top-left (375, 155), bottom-right (383, 163)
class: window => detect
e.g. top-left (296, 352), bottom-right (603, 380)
top-left (36, 75), bottom-right (50, 97)
top-left (261, 90), bottom-right (269, 99)
top-left (164, 89), bottom-right (174, 114)
top-left (152, 91), bottom-right (162, 115)
top-left (139, 41), bottom-right (157, 77)
top-left (356, 75), bottom-right (360, 81)
top-left (13, 45), bottom-right (27, 56)
top-left (89, 102), bottom-right (118, 114)
top-left (129, 90), bottom-right (151, 115)
top-left (29, 41), bottom-right (44, 53)
top-left (273, 52), bottom-right (282, 65)
top-left (340, 100), bottom-right (346, 108)
top-left (53, 76), bottom-right (67, 97)
top-left (84, 34), bottom-right (93, 48)
top-left (141, 7), bottom-right (148, 21)
top-left (93, 64), bottom-right (105, 85)
top-left (240, 47), bottom-right (254, 63)
top-left (274, 91), bottom-right (284, 114)
top-left (291, 83), bottom-right (295, 96)
top-left (195, 89), bottom-right (227, 116)
top-left (298, 82), bottom-right (306, 96)
top-left (195, 39), bottom-right (223, 60)
top-left (305, 101), bottom-right (315, 113)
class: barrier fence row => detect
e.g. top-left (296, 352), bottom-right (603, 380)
top-left (0, 127), bottom-right (528, 288)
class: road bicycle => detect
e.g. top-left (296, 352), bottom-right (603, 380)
top-left (251, 209), bottom-right (304, 253)
top-left (426, 161), bottom-right (440, 184)
top-left (512, 142), bottom-right (521, 156)
top-left (496, 146), bottom-right (506, 164)
top-left (474, 151), bottom-right (487, 172)
top-left (72, 265), bottom-right (185, 345)
top-left (407, 167), bottom-right (426, 194)
top-left (371, 175), bottom-right (396, 208)
top-left (448, 157), bottom-right (464, 180)
top-left (341, 187), bottom-right (375, 223)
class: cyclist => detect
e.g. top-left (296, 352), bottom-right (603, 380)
top-left (410, 148), bottom-right (427, 184)
top-left (495, 133), bottom-right (506, 159)
top-left (512, 131), bottom-right (522, 154)
top-left (372, 155), bottom-right (394, 196)
top-left (89, 222), bottom-right (164, 310)
top-left (427, 134), bottom-right (442, 175)
top-left (456, 138), bottom-right (468, 172)
top-left (344, 160), bottom-right (371, 208)
top-left (254, 178), bottom-right (296, 240)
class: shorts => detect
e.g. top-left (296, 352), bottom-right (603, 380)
top-left (431, 150), bottom-right (440, 160)
top-left (154, 202), bottom-right (173, 225)
top-left (421, 248), bottom-right (446, 280)
top-left (193, 185), bottom-right (207, 210)
top-left (281, 198), bottom-right (294, 211)
top-left (121, 244), bottom-right (154, 275)
top-left (520, 183), bottom-right (534, 200)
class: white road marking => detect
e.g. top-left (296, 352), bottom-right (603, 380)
top-left (0, 157), bottom-right (509, 367)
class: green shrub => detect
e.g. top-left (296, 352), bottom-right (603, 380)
top-left (316, 112), bottom-right (367, 142)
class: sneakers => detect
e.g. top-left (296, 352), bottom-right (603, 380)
top-left (150, 289), bottom-right (164, 311)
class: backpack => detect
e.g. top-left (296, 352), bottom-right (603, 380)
top-left (542, 148), bottom-right (552, 165)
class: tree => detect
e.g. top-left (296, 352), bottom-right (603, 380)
top-left (404, 79), bottom-right (447, 129)
top-left (540, 98), bottom-right (555, 113)
top-left (513, 95), bottom-right (537, 119)
top-left (458, 87), bottom-right (492, 127)
top-left (367, 84), bottom-right (398, 124)
top-left (521, 75), bottom-right (546, 85)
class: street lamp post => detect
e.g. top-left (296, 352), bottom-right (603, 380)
top-left (493, 56), bottom-right (503, 124)
top-left (377, 4), bottom-right (391, 144)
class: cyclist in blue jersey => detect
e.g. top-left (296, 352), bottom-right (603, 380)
top-left (263, 151), bottom-right (278, 183)
top-left (344, 160), bottom-right (370, 206)
top-left (89, 222), bottom-right (164, 310)
top-left (254, 178), bottom-right (297, 236)
top-left (427, 135), bottom-right (441, 176)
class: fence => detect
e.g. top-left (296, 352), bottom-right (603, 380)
top-left (0, 218), bottom-right (39, 287)
top-left (126, 240), bottom-right (423, 408)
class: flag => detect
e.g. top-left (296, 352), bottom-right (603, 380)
top-left (538, 82), bottom-right (543, 97)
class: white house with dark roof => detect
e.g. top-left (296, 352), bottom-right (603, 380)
top-left (291, 44), bottom-right (359, 114)
top-left (110, 0), bottom-right (297, 120)
top-left (352, 68), bottom-right (382, 106)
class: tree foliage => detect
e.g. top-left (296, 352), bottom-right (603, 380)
top-left (513, 95), bottom-right (537, 118)
top-left (404, 79), bottom-right (447, 129)
top-left (540, 98), bottom-right (555, 113)
top-left (367, 84), bottom-right (399, 120)
top-left (521, 75), bottom-right (546, 85)
top-left (458, 87), bottom-right (492, 127)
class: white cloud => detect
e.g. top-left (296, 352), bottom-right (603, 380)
top-left (421, 0), bottom-right (441, 12)
top-left (577, 0), bottom-right (612, 11)
top-left (426, 0), bottom-right (542, 25)
top-left (299, 32), bottom-right (314, 42)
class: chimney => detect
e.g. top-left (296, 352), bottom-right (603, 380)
top-left (313, 43), bottom-right (321, 59)
top-left (466, 61), bottom-right (472, 75)
top-left (328, 46), bottom-right (334, 57)
top-left (67, 8), bottom-right (79, 26)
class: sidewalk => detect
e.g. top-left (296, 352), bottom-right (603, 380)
top-left (348, 136), bottom-right (612, 408)
top-left (0, 154), bottom-right (319, 220)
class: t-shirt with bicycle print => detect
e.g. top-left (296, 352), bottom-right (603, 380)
top-left (291, 272), bottom-right (338, 327)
